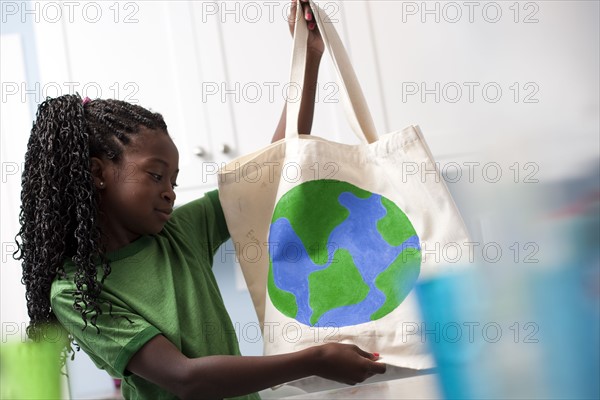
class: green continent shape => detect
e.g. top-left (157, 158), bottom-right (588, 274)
top-left (377, 196), bottom-right (416, 247)
top-left (370, 248), bottom-right (421, 320)
top-left (272, 180), bottom-right (371, 265)
top-left (307, 249), bottom-right (370, 326)
top-left (267, 259), bottom-right (298, 318)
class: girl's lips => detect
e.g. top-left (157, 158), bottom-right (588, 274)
top-left (155, 208), bottom-right (173, 219)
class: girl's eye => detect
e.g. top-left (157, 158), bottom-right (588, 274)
top-left (149, 173), bottom-right (162, 181)
top-left (150, 173), bottom-right (177, 189)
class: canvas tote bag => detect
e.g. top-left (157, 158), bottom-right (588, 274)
top-left (217, 0), bottom-right (471, 369)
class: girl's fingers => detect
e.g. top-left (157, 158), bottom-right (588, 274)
top-left (302, 1), bottom-right (312, 21)
top-left (353, 346), bottom-right (376, 360)
top-left (353, 346), bottom-right (386, 373)
top-left (300, 0), bottom-right (315, 29)
top-left (372, 362), bottom-right (387, 374)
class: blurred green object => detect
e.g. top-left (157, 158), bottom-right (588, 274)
top-left (0, 330), bottom-right (63, 399)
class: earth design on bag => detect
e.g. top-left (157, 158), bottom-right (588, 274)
top-left (267, 179), bottom-right (421, 327)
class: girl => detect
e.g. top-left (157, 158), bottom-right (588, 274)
top-left (15, 1), bottom-right (386, 399)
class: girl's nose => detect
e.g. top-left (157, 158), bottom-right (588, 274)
top-left (162, 188), bottom-right (176, 205)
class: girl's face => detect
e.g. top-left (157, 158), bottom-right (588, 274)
top-left (93, 128), bottom-right (179, 250)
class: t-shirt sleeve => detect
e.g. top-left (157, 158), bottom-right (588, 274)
top-left (51, 282), bottom-right (161, 378)
top-left (170, 189), bottom-right (230, 255)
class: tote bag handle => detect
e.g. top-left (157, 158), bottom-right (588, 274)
top-left (285, 0), bottom-right (379, 144)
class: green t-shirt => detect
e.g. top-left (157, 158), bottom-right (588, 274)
top-left (51, 190), bottom-right (260, 400)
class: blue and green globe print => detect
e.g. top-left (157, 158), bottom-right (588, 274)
top-left (267, 179), bottom-right (421, 327)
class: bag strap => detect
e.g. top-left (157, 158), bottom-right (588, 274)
top-left (285, 0), bottom-right (379, 144)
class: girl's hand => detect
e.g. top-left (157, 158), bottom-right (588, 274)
top-left (288, 0), bottom-right (325, 57)
top-left (127, 335), bottom-right (386, 398)
top-left (309, 343), bottom-right (387, 385)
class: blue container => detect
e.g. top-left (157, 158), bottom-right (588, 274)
top-left (415, 270), bottom-right (490, 400)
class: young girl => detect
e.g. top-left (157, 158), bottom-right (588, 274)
top-left (15, 1), bottom-right (385, 399)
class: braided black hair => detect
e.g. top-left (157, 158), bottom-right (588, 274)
top-left (14, 94), bottom-right (168, 341)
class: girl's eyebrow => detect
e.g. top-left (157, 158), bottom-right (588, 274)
top-left (146, 157), bottom-right (179, 173)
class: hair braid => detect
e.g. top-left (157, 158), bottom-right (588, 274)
top-left (14, 94), bottom-right (167, 340)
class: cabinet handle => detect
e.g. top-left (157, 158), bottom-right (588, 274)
top-left (221, 144), bottom-right (231, 154)
top-left (193, 146), bottom-right (206, 157)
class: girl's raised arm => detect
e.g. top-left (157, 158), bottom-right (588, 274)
top-left (272, 0), bottom-right (324, 143)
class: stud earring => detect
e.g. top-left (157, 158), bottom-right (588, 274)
top-left (99, 181), bottom-right (105, 188)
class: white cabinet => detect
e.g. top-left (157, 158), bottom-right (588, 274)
top-left (30, 1), bottom-right (377, 205)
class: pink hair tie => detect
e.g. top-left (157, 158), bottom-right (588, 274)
top-left (82, 96), bottom-right (92, 105)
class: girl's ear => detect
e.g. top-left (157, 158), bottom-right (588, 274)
top-left (90, 157), bottom-right (107, 190)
